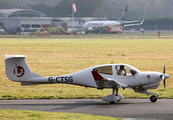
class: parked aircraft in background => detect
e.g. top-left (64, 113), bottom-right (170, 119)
top-left (83, 5), bottom-right (144, 28)
top-left (5, 55), bottom-right (169, 104)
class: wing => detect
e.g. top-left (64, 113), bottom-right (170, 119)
top-left (91, 71), bottom-right (127, 89)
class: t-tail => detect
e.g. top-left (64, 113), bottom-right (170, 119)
top-left (117, 5), bottom-right (128, 21)
top-left (5, 54), bottom-right (43, 85)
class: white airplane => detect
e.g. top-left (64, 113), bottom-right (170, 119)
top-left (5, 55), bottom-right (170, 104)
top-left (83, 5), bottom-right (144, 28)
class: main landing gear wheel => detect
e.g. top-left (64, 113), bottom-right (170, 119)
top-left (150, 95), bottom-right (157, 102)
top-left (110, 101), bottom-right (115, 104)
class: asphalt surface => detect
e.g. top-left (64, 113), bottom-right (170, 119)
top-left (0, 99), bottom-right (173, 120)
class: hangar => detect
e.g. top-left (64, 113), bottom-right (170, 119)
top-left (0, 9), bottom-right (46, 18)
top-left (0, 9), bottom-right (108, 32)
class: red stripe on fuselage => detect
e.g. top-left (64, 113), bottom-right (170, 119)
top-left (91, 71), bottom-right (106, 81)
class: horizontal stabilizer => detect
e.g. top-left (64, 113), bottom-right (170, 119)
top-left (21, 82), bottom-right (49, 86)
top-left (124, 19), bottom-right (144, 27)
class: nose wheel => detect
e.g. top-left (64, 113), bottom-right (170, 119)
top-left (150, 95), bottom-right (157, 102)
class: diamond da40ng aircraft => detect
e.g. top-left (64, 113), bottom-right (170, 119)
top-left (83, 5), bottom-right (144, 29)
top-left (5, 55), bottom-right (170, 104)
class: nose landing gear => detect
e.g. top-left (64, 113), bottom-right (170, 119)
top-left (150, 95), bottom-right (157, 102)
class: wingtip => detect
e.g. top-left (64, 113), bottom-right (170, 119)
top-left (141, 19), bottom-right (145, 24)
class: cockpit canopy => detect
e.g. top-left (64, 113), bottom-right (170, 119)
top-left (93, 64), bottom-right (140, 77)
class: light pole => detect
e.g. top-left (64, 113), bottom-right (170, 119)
top-left (72, 6), bottom-right (74, 32)
top-left (17, 0), bottom-right (21, 18)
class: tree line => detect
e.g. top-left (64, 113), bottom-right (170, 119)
top-left (0, 0), bottom-right (104, 17)
top-left (142, 18), bottom-right (173, 30)
top-left (1, 0), bottom-right (173, 19)
top-left (1, 0), bottom-right (173, 29)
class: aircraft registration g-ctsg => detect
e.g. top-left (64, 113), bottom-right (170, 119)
top-left (5, 55), bottom-right (170, 104)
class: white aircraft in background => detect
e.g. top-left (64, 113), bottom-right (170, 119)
top-left (5, 55), bottom-right (170, 104)
top-left (83, 5), bottom-right (144, 28)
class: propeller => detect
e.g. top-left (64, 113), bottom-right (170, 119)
top-left (163, 63), bottom-right (166, 94)
top-left (160, 63), bottom-right (168, 94)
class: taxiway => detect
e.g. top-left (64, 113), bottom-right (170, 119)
top-left (0, 99), bottom-right (173, 120)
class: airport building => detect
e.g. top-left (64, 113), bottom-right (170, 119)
top-left (0, 9), bottom-right (108, 33)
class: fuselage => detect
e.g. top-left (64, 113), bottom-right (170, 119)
top-left (21, 64), bottom-right (169, 90)
top-left (83, 21), bottom-right (124, 28)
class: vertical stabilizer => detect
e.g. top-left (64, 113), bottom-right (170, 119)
top-left (5, 55), bottom-right (35, 82)
top-left (117, 5), bottom-right (128, 21)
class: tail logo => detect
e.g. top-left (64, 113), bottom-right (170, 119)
top-left (123, 12), bottom-right (127, 18)
top-left (14, 66), bottom-right (25, 77)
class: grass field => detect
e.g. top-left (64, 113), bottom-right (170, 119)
top-left (0, 34), bottom-right (173, 100)
top-left (0, 109), bottom-right (122, 120)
